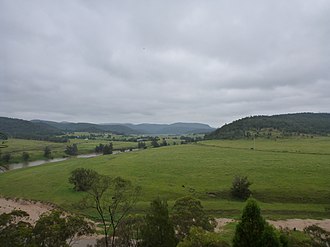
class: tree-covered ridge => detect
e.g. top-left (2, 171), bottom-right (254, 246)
top-left (205, 113), bottom-right (330, 139)
top-left (32, 120), bottom-right (141, 135)
top-left (0, 117), bottom-right (64, 141)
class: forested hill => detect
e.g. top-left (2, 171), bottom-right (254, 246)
top-left (122, 122), bottom-right (215, 134)
top-left (205, 113), bottom-right (330, 139)
top-left (0, 117), bottom-right (64, 140)
top-left (32, 120), bottom-right (141, 135)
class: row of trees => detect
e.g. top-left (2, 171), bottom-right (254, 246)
top-left (1, 141), bottom-right (113, 166)
top-left (1, 143), bottom-right (78, 166)
top-left (95, 143), bottom-right (113, 155)
top-left (0, 146), bottom-right (51, 165)
top-left (151, 138), bottom-right (168, 148)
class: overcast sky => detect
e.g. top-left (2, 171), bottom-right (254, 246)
top-left (1, 0), bottom-right (329, 127)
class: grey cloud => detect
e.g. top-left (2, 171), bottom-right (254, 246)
top-left (1, 0), bottom-right (330, 127)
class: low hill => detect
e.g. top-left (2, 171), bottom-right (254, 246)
top-left (205, 113), bottom-right (330, 139)
top-left (123, 122), bottom-right (215, 134)
top-left (0, 117), bottom-right (63, 140)
top-left (32, 120), bottom-right (141, 135)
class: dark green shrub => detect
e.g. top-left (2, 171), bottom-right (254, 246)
top-left (22, 152), bottom-right (30, 162)
top-left (230, 175), bottom-right (252, 200)
top-left (68, 168), bottom-right (99, 191)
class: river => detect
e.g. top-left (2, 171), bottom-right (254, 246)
top-left (0, 149), bottom-right (139, 173)
top-left (0, 153), bottom-right (101, 172)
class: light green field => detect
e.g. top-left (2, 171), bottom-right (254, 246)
top-left (201, 137), bottom-right (330, 155)
top-left (0, 138), bottom-right (329, 219)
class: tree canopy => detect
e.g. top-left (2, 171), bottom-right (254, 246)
top-left (233, 198), bottom-right (281, 247)
top-left (0, 209), bottom-right (94, 247)
top-left (171, 196), bottom-right (214, 241)
top-left (141, 198), bottom-right (177, 247)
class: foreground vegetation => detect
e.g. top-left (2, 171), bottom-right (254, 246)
top-left (2, 196), bottom-right (326, 247)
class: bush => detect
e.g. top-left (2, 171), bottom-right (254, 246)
top-left (177, 227), bottom-right (230, 247)
top-left (33, 210), bottom-right (94, 246)
top-left (141, 198), bottom-right (177, 247)
top-left (68, 168), bottom-right (99, 191)
top-left (43, 146), bottom-right (51, 159)
top-left (0, 209), bottom-right (94, 247)
top-left (233, 199), bottom-right (282, 247)
top-left (95, 143), bottom-right (104, 153)
top-left (138, 141), bottom-right (146, 149)
top-left (115, 215), bottom-right (144, 247)
top-left (171, 196), bottom-right (214, 241)
top-left (260, 224), bottom-right (281, 247)
top-left (102, 143), bottom-right (113, 155)
top-left (22, 152), bottom-right (30, 162)
top-left (65, 144), bottom-right (78, 156)
top-left (230, 175), bottom-right (252, 200)
top-left (151, 139), bottom-right (160, 148)
top-left (1, 153), bottom-right (11, 163)
top-left (233, 199), bottom-right (265, 247)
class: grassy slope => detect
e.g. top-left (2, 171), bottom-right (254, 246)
top-left (201, 137), bottom-right (330, 155)
top-left (0, 138), bottom-right (329, 219)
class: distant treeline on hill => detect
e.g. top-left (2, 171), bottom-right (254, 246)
top-left (0, 117), bottom-right (66, 142)
top-left (0, 116), bottom-right (215, 141)
top-left (205, 113), bottom-right (330, 140)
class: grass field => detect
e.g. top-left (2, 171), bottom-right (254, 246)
top-left (0, 137), bottom-right (329, 219)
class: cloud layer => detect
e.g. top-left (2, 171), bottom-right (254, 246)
top-left (1, 0), bottom-right (330, 127)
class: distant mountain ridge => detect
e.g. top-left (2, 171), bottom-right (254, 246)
top-left (205, 113), bottom-right (330, 140)
top-left (31, 120), bottom-right (214, 135)
top-left (0, 117), bottom-right (215, 139)
top-left (121, 122), bottom-right (215, 134)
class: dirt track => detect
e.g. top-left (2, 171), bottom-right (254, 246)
top-left (0, 197), bottom-right (54, 224)
top-left (215, 217), bottom-right (330, 232)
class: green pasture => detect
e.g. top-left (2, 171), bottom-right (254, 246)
top-left (201, 136), bottom-right (330, 155)
top-left (0, 137), bottom-right (329, 219)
